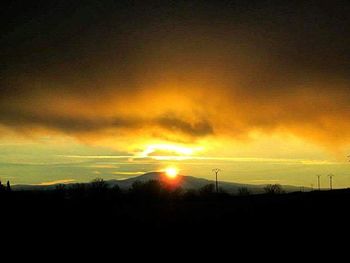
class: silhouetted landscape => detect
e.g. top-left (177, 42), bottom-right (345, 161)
top-left (2, 1), bottom-right (350, 250)
top-left (12, 172), bottom-right (309, 193)
top-left (1, 174), bottom-right (349, 239)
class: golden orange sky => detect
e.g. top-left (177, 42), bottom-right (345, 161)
top-left (1, 1), bottom-right (350, 187)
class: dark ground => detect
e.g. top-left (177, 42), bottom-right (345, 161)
top-left (1, 188), bottom-right (349, 260)
top-left (1, 187), bottom-right (349, 237)
top-left (1, 188), bottom-right (347, 259)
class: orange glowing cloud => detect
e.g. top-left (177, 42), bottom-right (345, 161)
top-left (1, 1), bottom-right (350, 154)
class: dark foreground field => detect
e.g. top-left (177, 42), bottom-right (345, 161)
top-left (1, 184), bottom-right (350, 258)
top-left (1, 183), bottom-right (350, 239)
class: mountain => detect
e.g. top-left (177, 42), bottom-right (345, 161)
top-left (108, 172), bottom-right (306, 194)
top-left (12, 172), bottom-right (308, 194)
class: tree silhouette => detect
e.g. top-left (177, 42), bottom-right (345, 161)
top-left (264, 184), bottom-right (284, 194)
top-left (90, 178), bottom-right (107, 193)
top-left (6, 181), bottom-right (11, 191)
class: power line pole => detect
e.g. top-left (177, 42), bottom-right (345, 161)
top-left (328, 174), bottom-right (334, 190)
top-left (212, 168), bottom-right (221, 193)
top-left (316, 175), bottom-right (321, 191)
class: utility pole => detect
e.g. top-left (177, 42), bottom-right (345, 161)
top-left (316, 175), bottom-right (321, 191)
top-left (328, 174), bottom-right (334, 190)
top-left (212, 168), bottom-right (221, 193)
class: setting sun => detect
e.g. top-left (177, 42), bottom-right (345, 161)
top-left (165, 167), bottom-right (179, 179)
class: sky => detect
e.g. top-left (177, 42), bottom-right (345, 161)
top-left (1, 0), bottom-right (350, 188)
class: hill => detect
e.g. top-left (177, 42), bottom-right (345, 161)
top-left (12, 172), bottom-right (308, 194)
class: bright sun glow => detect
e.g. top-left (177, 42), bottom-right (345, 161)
top-left (139, 143), bottom-right (203, 160)
top-left (165, 167), bottom-right (179, 179)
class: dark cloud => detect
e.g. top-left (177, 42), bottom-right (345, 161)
top-left (156, 114), bottom-right (213, 137)
top-left (0, 107), bottom-right (213, 138)
top-left (1, 1), bottom-right (350, 148)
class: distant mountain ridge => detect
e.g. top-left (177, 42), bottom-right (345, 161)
top-left (12, 172), bottom-right (308, 194)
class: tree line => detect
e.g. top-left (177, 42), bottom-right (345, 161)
top-left (50, 178), bottom-right (286, 199)
top-left (0, 178), bottom-right (286, 197)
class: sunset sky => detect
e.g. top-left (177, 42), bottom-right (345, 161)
top-left (1, 1), bottom-right (350, 188)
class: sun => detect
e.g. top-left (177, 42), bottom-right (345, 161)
top-left (165, 167), bottom-right (179, 179)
